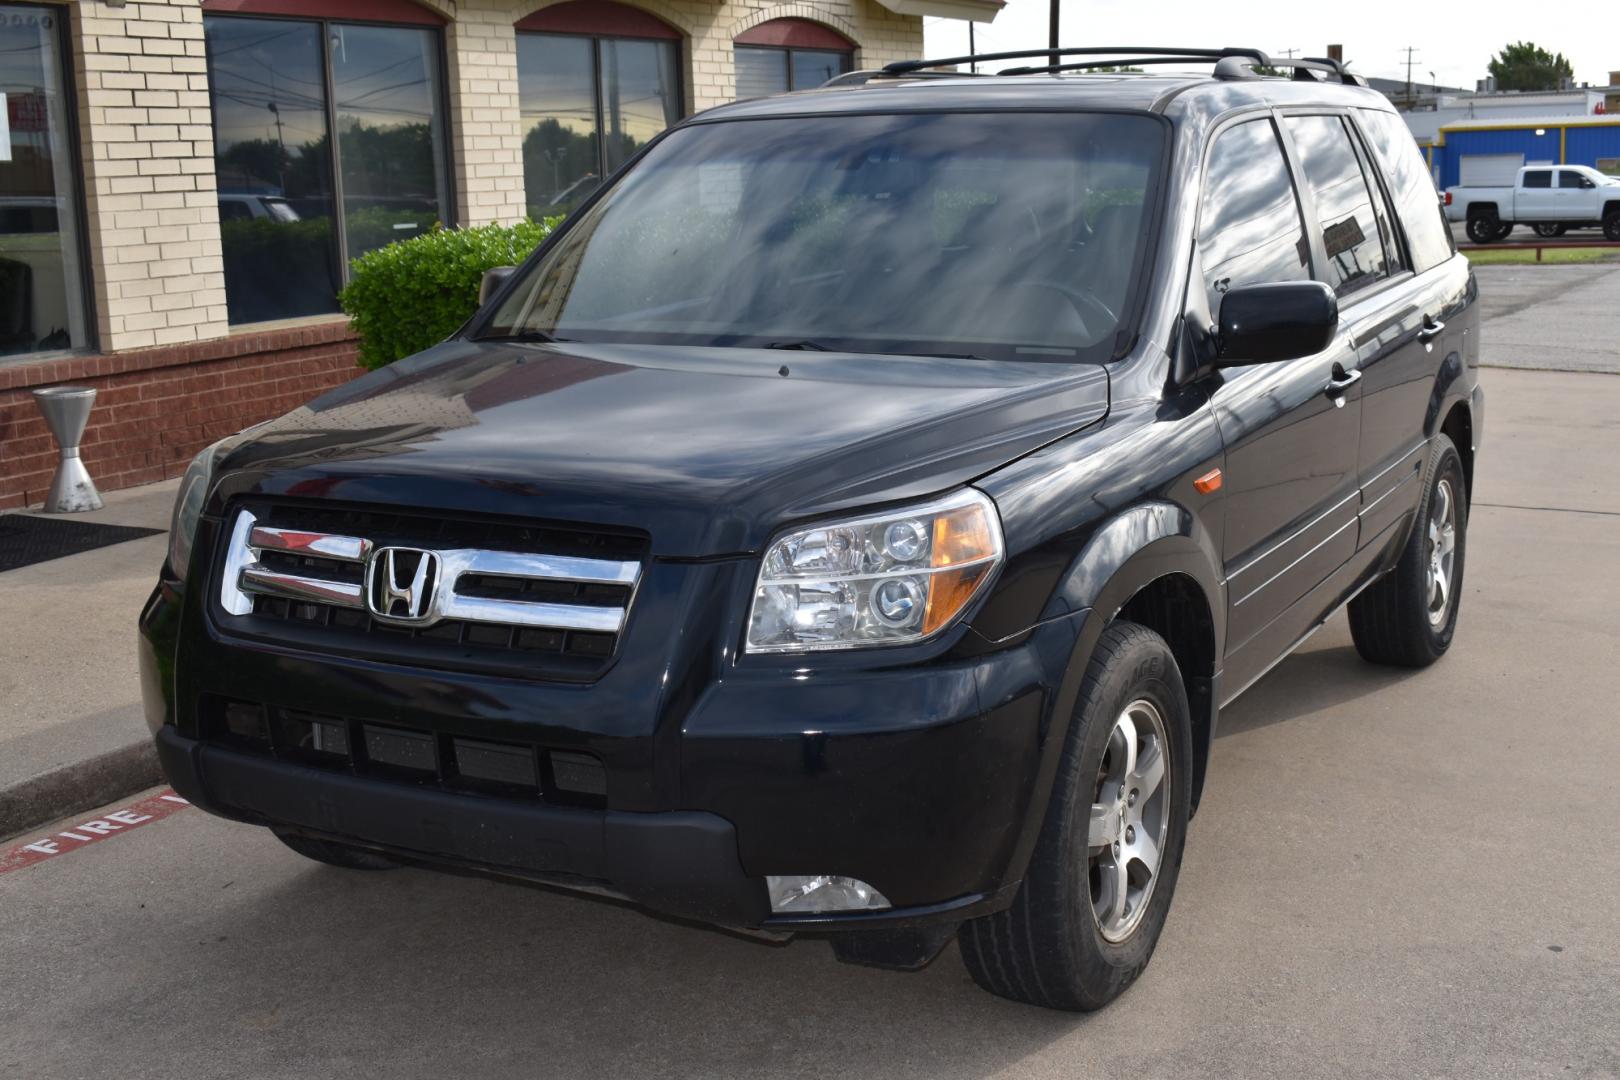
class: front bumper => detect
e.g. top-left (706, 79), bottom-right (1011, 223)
top-left (141, 555), bottom-right (1082, 933)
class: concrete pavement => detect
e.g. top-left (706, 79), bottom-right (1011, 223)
top-left (0, 479), bottom-right (176, 838)
top-left (1472, 263), bottom-right (1620, 374)
top-left (2, 367), bottom-right (1616, 1079)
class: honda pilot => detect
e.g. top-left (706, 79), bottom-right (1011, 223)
top-left (141, 46), bottom-right (1483, 1010)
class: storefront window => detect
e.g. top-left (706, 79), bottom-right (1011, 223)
top-left (734, 20), bottom-right (853, 98)
top-left (205, 12), bottom-right (451, 326)
top-left (0, 4), bottom-right (86, 356)
top-left (735, 47), bottom-right (851, 96)
top-left (517, 3), bottom-right (682, 218)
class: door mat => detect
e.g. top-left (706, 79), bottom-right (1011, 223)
top-left (0, 514), bottom-right (163, 573)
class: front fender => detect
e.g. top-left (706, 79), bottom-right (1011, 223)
top-left (970, 499), bottom-right (1226, 892)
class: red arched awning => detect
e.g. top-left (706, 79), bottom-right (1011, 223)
top-left (516, 1), bottom-right (681, 40)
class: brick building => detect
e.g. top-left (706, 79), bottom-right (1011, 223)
top-left (0, 0), bottom-right (999, 509)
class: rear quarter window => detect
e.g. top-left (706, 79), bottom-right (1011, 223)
top-left (1355, 109), bottom-right (1455, 274)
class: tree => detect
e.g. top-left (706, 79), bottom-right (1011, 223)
top-left (1487, 42), bottom-right (1574, 92)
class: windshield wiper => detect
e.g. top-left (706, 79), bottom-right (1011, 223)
top-left (478, 330), bottom-right (569, 344)
top-left (765, 340), bottom-right (835, 351)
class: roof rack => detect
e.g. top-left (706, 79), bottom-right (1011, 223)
top-left (876, 46), bottom-right (1368, 87)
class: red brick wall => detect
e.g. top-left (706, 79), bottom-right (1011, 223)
top-left (0, 320), bottom-right (362, 511)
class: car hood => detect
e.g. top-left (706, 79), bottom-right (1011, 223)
top-left (212, 340), bottom-right (1110, 556)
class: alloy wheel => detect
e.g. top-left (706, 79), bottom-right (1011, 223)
top-left (1426, 478), bottom-right (1457, 628)
top-left (1087, 698), bottom-right (1171, 943)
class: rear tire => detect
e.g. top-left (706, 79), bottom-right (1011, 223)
top-left (959, 622), bottom-right (1192, 1011)
top-left (1465, 213), bottom-right (1500, 244)
top-left (274, 829), bottom-right (400, 870)
top-left (1348, 434), bottom-right (1467, 668)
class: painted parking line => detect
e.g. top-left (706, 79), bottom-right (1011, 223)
top-left (0, 790), bottom-right (192, 876)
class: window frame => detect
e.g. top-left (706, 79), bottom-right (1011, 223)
top-left (0, 1), bottom-right (96, 359)
top-left (1189, 109), bottom-right (1316, 324)
top-left (1351, 106), bottom-right (1457, 272)
top-left (515, 28), bottom-right (685, 190)
top-left (733, 43), bottom-right (854, 94)
top-left (202, 8), bottom-right (458, 323)
top-left (1521, 169), bottom-right (1553, 189)
top-left (1274, 107), bottom-right (1415, 306)
top-left (1341, 113), bottom-right (1410, 277)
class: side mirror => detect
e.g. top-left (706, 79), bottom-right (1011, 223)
top-left (479, 265), bottom-right (517, 307)
top-left (1581, 177), bottom-right (1596, 189)
top-left (1217, 281), bottom-right (1338, 364)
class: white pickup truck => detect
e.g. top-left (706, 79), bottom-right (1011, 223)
top-left (1445, 164), bottom-right (1620, 243)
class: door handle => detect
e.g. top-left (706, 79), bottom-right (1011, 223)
top-left (1324, 363), bottom-right (1361, 407)
top-left (1418, 317), bottom-right (1445, 344)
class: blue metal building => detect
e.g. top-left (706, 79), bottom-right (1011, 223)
top-left (1428, 116), bottom-right (1620, 188)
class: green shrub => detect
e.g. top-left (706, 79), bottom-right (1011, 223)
top-left (339, 217), bottom-right (560, 370)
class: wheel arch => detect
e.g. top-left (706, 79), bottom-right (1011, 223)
top-left (1439, 401), bottom-right (1475, 507)
top-left (1046, 502), bottom-right (1225, 818)
top-left (1424, 351), bottom-right (1477, 508)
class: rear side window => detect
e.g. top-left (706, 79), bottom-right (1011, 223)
top-left (1284, 115), bottom-right (1387, 298)
top-left (1523, 170), bottom-right (1552, 189)
top-left (1356, 108), bottom-right (1454, 272)
top-left (1196, 118), bottom-right (1310, 316)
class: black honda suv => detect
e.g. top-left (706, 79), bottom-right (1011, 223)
top-left (141, 47), bottom-right (1482, 1010)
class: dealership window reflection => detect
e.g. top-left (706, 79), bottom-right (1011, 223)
top-left (518, 31), bottom-right (680, 217)
top-left (734, 46), bottom-right (851, 97)
top-left (0, 5), bottom-right (87, 356)
top-left (205, 15), bottom-right (451, 326)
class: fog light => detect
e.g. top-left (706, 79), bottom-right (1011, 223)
top-left (767, 875), bottom-right (891, 914)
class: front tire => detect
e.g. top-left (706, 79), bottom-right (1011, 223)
top-left (1604, 210), bottom-right (1620, 242)
top-left (1532, 223), bottom-right (1566, 238)
top-left (1465, 213), bottom-right (1501, 244)
top-left (1348, 434), bottom-right (1468, 667)
top-left (959, 622), bottom-right (1192, 1010)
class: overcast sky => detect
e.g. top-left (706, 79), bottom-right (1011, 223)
top-left (922, 0), bottom-right (1618, 92)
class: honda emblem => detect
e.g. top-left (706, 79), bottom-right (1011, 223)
top-left (366, 547), bottom-right (441, 623)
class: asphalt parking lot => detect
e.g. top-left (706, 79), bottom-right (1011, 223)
top-left (4, 361), bottom-right (1616, 1080)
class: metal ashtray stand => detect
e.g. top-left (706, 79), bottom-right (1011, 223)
top-left (32, 385), bottom-right (104, 513)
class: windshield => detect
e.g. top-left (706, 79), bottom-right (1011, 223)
top-left (481, 111), bottom-right (1166, 362)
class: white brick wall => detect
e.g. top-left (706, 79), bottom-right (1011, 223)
top-left (59, 0), bottom-right (926, 343)
top-left (69, 0), bottom-right (226, 351)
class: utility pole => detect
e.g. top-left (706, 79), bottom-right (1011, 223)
top-left (968, 21), bottom-right (976, 73)
top-left (1049, 0), bottom-right (1060, 68)
top-left (1400, 46), bottom-right (1420, 107)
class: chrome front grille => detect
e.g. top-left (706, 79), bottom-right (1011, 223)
top-left (214, 502), bottom-right (647, 681)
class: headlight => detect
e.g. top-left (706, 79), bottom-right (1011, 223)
top-left (746, 489), bottom-right (1004, 653)
top-left (167, 440), bottom-right (227, 582)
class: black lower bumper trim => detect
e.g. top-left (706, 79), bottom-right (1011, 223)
top-left (155, 727), bottom-right (769, 927)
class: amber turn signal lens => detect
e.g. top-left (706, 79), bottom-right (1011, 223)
top-left (923, 562), bottom-right (994, 635)
top-left (931, 501), bottom-right (997, 568)
top-left (1194, 468), bottom-right (1223, 494)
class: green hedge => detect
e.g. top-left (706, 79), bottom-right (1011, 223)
top-left (339, 217), bottom-right (561, 371)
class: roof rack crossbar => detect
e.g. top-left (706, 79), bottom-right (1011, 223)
top-left (1000, 56), bottom-right (1251, 76)
top-left (883, 46), bottom-right (1270, 76)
